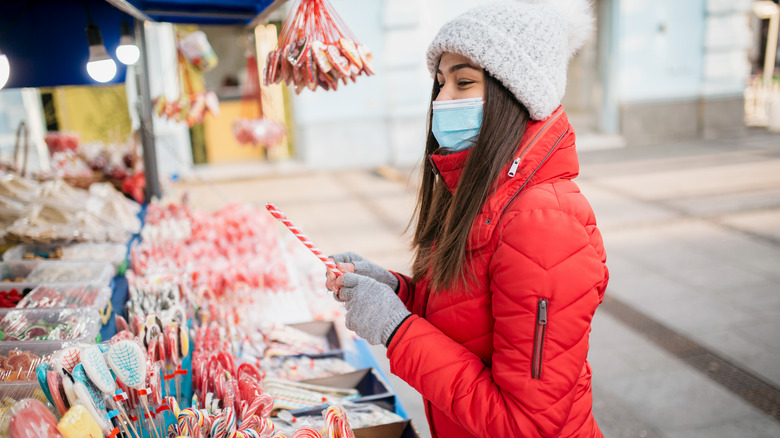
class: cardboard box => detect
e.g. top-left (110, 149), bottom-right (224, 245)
top-left (302, 368), bottom-right (395, 412)
top-left (354, 420), bottom-right (419, 438)
top-left (288, 320), bottom-right (341, 355)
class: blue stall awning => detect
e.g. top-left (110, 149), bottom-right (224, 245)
top-left (0, 0), bottom-right (281, 89)
top-left (123, 0), bottom-right (279, 25)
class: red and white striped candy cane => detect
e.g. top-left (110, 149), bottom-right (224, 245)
top-left (323, 406), bottom-right (354, 438)
top-left (265, 203), bottom-right (342, 278)
top-left (291, 428), bottom-right (322, 438)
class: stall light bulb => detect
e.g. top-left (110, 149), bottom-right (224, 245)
top-left (116, 21), bottom-right (139, 65)
top-left (87, 58), bottom-right (117, 83)
top-left (85, 23), bottom-right (117, 83)
top-left (0, 52), bottom-right (9, 90)
top-left (116, 43), bottom-right (140, 65)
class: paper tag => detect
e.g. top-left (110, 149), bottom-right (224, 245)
top-left (137, 388), bottom-right (150, 396)
top-left (106, 409), bottom-right (119, 419)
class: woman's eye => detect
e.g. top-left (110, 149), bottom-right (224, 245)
top-left (458, 80), bottom-right (474, 87)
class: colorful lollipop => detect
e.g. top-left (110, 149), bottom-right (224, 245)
top-left (72, 364), bottom-right (112, 434)
top-left (36, 362), bottom-right (55, 406)
top-left (108, 340), bottom-right (156, 438)
top-left (107, 340), bottom-right (147, 388)
top-left (81, 344), bottom-right (140, 438)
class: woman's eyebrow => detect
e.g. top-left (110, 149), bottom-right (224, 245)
top-left (435, 63), bottom-right (481, 75)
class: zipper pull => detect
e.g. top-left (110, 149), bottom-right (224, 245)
top-left (508, 158), bottom-right (521, 177)
top-left (538, 299), bottom-right (547, 325)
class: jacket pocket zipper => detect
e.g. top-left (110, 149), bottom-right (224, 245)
top-left (532, 298), bottom-right (548, 379)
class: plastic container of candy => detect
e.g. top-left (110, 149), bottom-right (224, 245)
top-left (2, 243), bottom-right (127, 275)
top-left (0, 261), bottom-right (114, 287)
top-left (16, 284), bottom-right (111, 312)
top-left (0, 342), bottom-right (62, 382)
top-left (0, 381), bottom-right (59, 434)
top-left (0, 261), bottom-right (113, 309)
top-left (0, 308), bottom-right (101, 345)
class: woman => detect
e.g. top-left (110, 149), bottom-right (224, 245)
top-left (327, 0), bottom-right (608, 436)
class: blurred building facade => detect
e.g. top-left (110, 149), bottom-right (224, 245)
top-left (0, 0), bottom-right (770, 174)
top-left (290, 0), bottom-right (760, 169)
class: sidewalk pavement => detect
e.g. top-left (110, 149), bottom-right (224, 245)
top-left (173, 128), bottom-right (780, 437)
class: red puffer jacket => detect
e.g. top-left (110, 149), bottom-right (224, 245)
top-left (388, 107), bottom-right (608, 437)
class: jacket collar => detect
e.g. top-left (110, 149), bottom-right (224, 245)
top-left (428, 148), bottom-right (472, 193)
top-left (429, 106), bottom-right (576, 200)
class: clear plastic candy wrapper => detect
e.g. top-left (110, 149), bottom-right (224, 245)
top-left (233, 117), bottom-right (286, 149)
top-left (0, 345), bottom-right (52, 382)
top-left (0, 174), bottom-right (140, 245)
top-left (22, 262), bottom-right (113, 285)
top-left (3, 243), bottom-right (127, 275)
top-left (0, 384), bottom-right (57, 436)
top-left (16, 285), bottom-right (110, 310)
top-left (264, 0), bottom-right (375, 94)
top-left (0, 309), bottom-right (100, 343)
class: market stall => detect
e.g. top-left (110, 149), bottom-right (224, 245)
top-left (0, 1), bottom-right (415, 437)
top-left (0, 177), bottom-right (417, 437)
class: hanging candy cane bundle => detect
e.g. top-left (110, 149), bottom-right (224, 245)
top-left (234, 51), bottom-right (287, 149)
top-left (263, 0), bottom-right (375, 94)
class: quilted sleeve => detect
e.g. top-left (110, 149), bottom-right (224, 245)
top-left (387, 206), bottom-right (606, 436)
top-left (389, 271), bottom-right (415, 311)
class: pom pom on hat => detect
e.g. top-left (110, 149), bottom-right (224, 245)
top-left (519, 0), bottom-right (595, 59)
top-left (426, 0), bottom-right (595, 120)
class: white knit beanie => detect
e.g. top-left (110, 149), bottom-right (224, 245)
top-left (426, 0), bottom-right (595, 120)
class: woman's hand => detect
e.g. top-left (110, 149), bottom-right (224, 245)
top-left (326, 259), bottom-right (355, 293)
top-left (327, 252), bottom-right (399, 291)
top-left (336, 272), bottom-right (411, 346)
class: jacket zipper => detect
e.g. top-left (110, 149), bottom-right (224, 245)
top-left (532, 298), bottom-right (548, 379)
top-left (507, 109), bottom-right (564, 178)
top-left (501, 127), bottom-right (568, 216)
top-left (428, 155), bottom-right (451, 192)
top-left (507, 157), bottom-right (521, 177)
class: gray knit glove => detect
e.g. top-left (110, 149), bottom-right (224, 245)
top-left (330, 252), bottom-right (399, 291)
top-left (338, 272), bottom-right (411, 346)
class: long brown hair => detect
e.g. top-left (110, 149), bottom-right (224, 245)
top-left (410, 72), bottom-right (530, 292)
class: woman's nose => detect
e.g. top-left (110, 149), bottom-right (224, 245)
top-left (435, 86), bottom-right (454, 102)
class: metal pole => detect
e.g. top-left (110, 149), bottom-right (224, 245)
top-left (135, 19), bottom-right (162, 200)
top-left (763, 10), bottom-right (779, 90)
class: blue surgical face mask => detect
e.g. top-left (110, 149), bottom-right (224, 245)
top-left (432, 97), bottom-right (484, 152)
